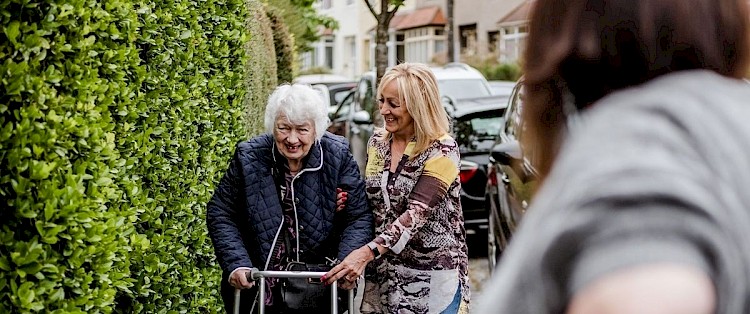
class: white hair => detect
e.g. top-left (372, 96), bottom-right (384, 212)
top-left (264, 84), bottom-right (329, 140)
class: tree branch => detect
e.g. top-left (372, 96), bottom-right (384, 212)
top-left (363, 0), bottom-right (378, 18)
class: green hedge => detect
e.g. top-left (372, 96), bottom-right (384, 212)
top-left (244, 0), bottom-right (276, 138)
top-left (114, 0), bottom-right (251, 311)
top-left (267, 7), bottom-right (295, 85)
top-left (0, 0), bottom-right (143, 311)
top-left (0, 0), bottom-right (265, 311)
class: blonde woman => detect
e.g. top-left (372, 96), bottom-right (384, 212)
top-left (324, 63), bottom-right (470, 314)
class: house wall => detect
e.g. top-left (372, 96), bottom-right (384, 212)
top-left (454, 0), bottom-right (525, 59)
top-left (306, 0), bottom-right (523, 78)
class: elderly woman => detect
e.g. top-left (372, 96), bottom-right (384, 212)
top-left (207, 84), bottom-right (373, 314)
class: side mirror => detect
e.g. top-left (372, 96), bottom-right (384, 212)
top-left (490, 141), bottom-right (521, 166)
top-left (352, 110), bottom-right (371, 124)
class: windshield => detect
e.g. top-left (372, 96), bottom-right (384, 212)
top-left (454, 114), bottom-right (503, 153)
top-left (438, 79), bottom-right (491, 99)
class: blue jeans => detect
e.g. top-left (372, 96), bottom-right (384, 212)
top-left (440, 284), bottom-right (462, 314)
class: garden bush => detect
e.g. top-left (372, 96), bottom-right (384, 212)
top-left (267, 7), bottom-right (295, 85)
top-left (244, 0), bottom-right (277, 138)
top-left (0, 0), bottom-right (143, 311)
top-left (112, 0), bottom-right (252, 311)
top-left (1, 0), bottom-right (265, 311)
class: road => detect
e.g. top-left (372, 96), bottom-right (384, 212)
top-left (469, 257), bottom-right (491, 301)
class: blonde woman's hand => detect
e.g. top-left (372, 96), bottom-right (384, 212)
top-left (321, 246), bottom-right (372, 289)
top-left (336, 188), bottom-right (348, 212)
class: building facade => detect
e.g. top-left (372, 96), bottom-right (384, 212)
top-left (302, 0), bottom-right (532, 79)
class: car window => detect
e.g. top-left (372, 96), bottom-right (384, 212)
top-left (332, 92), bottom-right (354, 121)
top-left (357, 78), bottom-right (375, 114)
top-left (504, 83), bottom-right (524, 141)
top-left (333, 90), bottom-right (350, 104)
top-left (454, 111), bottom-right (504, 152)
top-left (438, 79), bottom-right (491, 99)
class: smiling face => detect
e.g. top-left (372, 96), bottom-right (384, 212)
top-left (273, 114), bottom-right (316, 171)
top-left (378, 80), bottom-right (414, 139)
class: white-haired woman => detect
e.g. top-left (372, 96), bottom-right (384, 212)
top-left (207, 84), bottom-right (373, 313)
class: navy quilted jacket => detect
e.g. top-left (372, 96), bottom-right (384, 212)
top-left (207, 132), bottom-right (373, 275)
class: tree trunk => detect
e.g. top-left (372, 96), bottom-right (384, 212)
top-left (446, 0), bottom-right (455, 62)
top-left (375, 1), bottom-right (391, 88)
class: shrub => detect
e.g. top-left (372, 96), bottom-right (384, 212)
top-left (267, 6), bottom-right (295, 85)
top-left (299, 66), bottom-right (333, 75)
top-left (1, 0), bottom-right (260, 311)
top-left (113, 0), bottom-right (251, 311)
top-left (463, 54), bottom-right (523, 81)
top-left (0, 0), bottom-right (142, 311)
top-left (244, 0), bottom-right (277, 138)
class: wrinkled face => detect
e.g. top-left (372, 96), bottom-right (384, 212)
top-left (378, 80), bottom-right (414, 138)
top-left (274, 114), bottom-right (316, 164)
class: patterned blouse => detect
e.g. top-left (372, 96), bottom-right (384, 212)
top-left (361, 129), bottom-right (470, 314)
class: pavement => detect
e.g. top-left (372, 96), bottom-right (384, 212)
top-left (469, 257), bottom-right (491, 301)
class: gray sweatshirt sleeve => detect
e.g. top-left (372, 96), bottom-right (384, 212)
top-left (476, 71), bottom-right (750, 314)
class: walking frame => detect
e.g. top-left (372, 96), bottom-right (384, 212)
top-left (234, 268), bottom-right (355, 314)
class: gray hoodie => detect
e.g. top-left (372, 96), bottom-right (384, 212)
top-left (476, 70), bottom-right (750, 313)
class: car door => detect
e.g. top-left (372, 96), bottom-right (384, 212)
top-left (492, 82), bottom-right (537, 234)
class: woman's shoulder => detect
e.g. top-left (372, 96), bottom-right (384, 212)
top-left (238, 134), bottom-right (273, 149)
top-left (426, 133), bottom-right (459, 156)
top-left (321, 132), bottom-right (349, 150)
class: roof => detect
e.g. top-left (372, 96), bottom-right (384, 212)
top-left (391, 6), bottom-right (446, 31)
top-left (448, 95), bottom-right (510, 119)
top-left (497, 0), bottom-right (535, 25)
top-left (430, 63), bottom-right (486, 80)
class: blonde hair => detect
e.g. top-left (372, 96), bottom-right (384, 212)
top-left (378, 63), bottom-right (450, 158)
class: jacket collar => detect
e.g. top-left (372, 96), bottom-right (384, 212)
top-left (271, 138), bottom-right (324, 174)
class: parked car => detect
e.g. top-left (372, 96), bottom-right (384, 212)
top-left (444, 94), bottom-right (511, 253)
top-left (488, 80), bottom-right (516, 96)
top-left (485, 79), bottom-right (540, 271)
top-left (327, 63), bottom-right (511, 252)
top-left (312, 82), bottom-right (356, 115)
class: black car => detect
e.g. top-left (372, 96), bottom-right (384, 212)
top-left (485, 79), bottom-right (540, 270)
top-left (444, 95), bottom-right (510, 253)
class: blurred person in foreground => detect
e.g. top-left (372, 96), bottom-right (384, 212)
top-left (207, 84), bottom-right (372, 313)
top-left (323, 63), bottom-right (471, 313)
top-left (477, 0), bottom-right (750, 313)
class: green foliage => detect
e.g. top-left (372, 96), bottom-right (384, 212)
top-left (483, 62), bottom-right (523, 81)
top-left (1, 0), bottom-right (258, 312)
top-left (113, 0), bottom-right (249, 311)
top-left (464, 55), bottom-right (523, 81)
top-left (245, 0), bottom-right (277, 138)
top-left (299, 66), bottom-right (333, 75)
top-left (0, 0), bottom-right (143, 311)
top-left (264, 0), bottom-right (338, 52)
top-left (266, 7), bottom-right (295, 85)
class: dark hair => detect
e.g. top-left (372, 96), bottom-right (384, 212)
top-left (522, 0), bottom-right (750, 177)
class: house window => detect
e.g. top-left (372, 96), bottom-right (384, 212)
top-left (324, 36), bottom-right (334, 69)
top-left (404, 26), bottom-right (446, 63)
top-left (396, 33), bottom-right (405, 63)
top-left (488, 31), bottom-right (500, 53)
top-left (459, 24), bottom-right (477, 56)
top-left (500, 25), bottom-right (528, 62)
